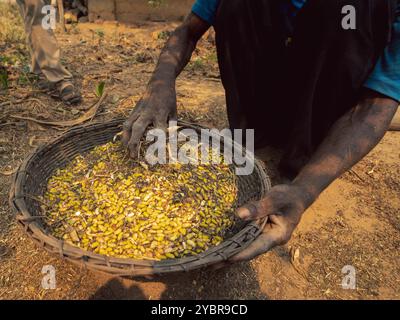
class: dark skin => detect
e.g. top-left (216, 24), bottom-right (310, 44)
top-left (123, 13), bottom-right (399, 262)
top-left (122, 14), bottom-right (209, 156)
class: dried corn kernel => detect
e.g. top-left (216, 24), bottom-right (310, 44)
top-left (42, 141), bottom-right (238, 261)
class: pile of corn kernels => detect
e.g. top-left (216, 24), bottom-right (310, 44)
top-left (42, 141), bottom-right (238, 261)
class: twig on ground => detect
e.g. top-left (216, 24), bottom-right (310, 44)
top-left (9, 93), bottom-right (107, 128)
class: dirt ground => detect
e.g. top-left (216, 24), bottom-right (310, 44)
top-left (0, 5), bottom-right (399, 300)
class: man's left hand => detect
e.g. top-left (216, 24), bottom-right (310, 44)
top-left (230, 184), bottom-right (308, 263)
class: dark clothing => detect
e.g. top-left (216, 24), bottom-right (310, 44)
top-left (213, 0), bottom-right (398, 178)
top-left (193, 0), bottom-right (400, 102)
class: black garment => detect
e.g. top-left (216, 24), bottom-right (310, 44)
top-left (214, 0), bottom-right (397, 178)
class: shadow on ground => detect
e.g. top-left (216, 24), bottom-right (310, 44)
top-left (89, 262), bottom-right (269, 300)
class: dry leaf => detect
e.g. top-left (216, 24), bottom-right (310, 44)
top-left (29, 136), bottom-right (36, 147)
top-left (10, 93), bottom-right (107, 128)
top-left (0, 168), bottom-right (17, 176)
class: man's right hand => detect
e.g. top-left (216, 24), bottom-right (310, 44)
top-left (121, 13), bottom-right (210, 158)
top-left (122, 83), bottom-right (177, 158)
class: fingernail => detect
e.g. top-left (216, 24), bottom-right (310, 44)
top-left (236, 207), bottom-right (250, 219)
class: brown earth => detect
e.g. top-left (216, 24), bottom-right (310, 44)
top-left (87, 0), bottom-right (193, 23)
top-left (0, 6), bottom-right (399, 300)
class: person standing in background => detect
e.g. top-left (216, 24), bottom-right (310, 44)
top-left (16, 0), bottom-right (81, 104)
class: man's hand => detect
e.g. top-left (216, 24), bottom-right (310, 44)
top-left (122, 83), bottom-right (177, 157)
top-left (230, 184), bottom-right (308, 262)
top-left (121, 13), bottom-right (209, 158)
top-left (229, 90), bottom-right (398, 264)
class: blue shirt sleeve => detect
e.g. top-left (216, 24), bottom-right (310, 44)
top-left (192, 0), bottom-right (220, 25)
top-left (364, 6), bottom-right (400, 102)
top-left (291, 0), bottom-right (307, 10)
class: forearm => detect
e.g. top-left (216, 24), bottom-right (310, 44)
top-left (292, 91), bottom-right (398, 207)
top-left (149, 13), bottom-right (208, 88)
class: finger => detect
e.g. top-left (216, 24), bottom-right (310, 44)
top-left (236, 199), bottom-right (274, 221)
top-left (121, 101), bottom-right (144, 146)
top-left (236, 202), bottom-right (259, 220)
top-left (230, 233), bottom-right (276, 263)
top-left (122, 120), bottom-right (133, 146)
top-left (169, 107), bottom-right (178, 122)
top-left (154, 115), bottom-right (169, 132)
top-left (127, 117), bottom-right (151, 158)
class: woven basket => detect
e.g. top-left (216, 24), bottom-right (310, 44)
top-left (9, 118), bottom-right (271, 276)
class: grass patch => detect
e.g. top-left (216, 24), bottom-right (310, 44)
top-left (0, 3), bottom-right (25, 45)
top-left (0, 3), bottom-right (32, 90)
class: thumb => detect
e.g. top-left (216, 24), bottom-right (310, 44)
top-left (236, 199), bottom-right (272, 221)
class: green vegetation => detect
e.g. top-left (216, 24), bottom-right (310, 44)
top-left (148, 0), bottom-right (165, 8)
top-left (95, 81), bottom-right (105, 98)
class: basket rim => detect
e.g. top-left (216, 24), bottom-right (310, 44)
top-left (9, 118), bottom-right (271, 276)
